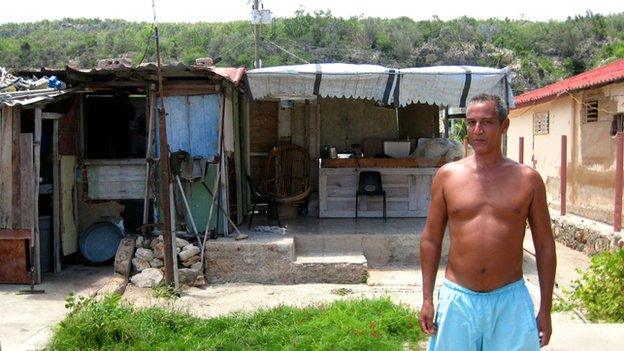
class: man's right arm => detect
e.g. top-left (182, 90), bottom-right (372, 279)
top-left (419, 166), bottom-right (449, 335)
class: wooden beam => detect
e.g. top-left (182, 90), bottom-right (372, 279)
top-left (19, 134), bottom-right (34, 230)
top-left (11, 108), bottom-right (21, 228)
top-left (52, 119), bottom-right (61, 273)
top-left (232, 88), bottom-right (244, 225)
top-left (33, 108), bottom-right (42, 283)
top-left (0, 106), bottom-right (14, 228)
top-left (142, 88), bottom-right (156, 228)
top-left (157, 105), bottom-right (175, 285)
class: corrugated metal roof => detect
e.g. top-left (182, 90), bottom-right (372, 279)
top-left (514, 59), bottom-right (624, 108)
top-left (66, 62), bottom-right (246, 84)
top-left (1, 90), bottom-right (68, 106)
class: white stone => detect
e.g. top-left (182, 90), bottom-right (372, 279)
top-left (153, 242), bottom-right (165, 259)
top-left (182, 243), bottom-right (196, 252)
top-left (131, 257), bottom-right (150, 273)
top-left (150, 258), bottom-right (164, 268)
top-left (135, 247), bottom-right (154, 261)
top-left (130, 268), bottom-right (164, 288)
top-left (179, 246), bottom-right (201, 261)
top-left (190, 261), bottom-right (202, 271)
top-left (135, 236), bottom-right (144, 248)
top-left (176, 237), bottom-right (190, 248)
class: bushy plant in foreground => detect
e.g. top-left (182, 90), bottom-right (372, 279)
top-left (558, 249), bottom-right (624, 322)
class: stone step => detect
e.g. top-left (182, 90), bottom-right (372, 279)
top-left (294, 253), bottom-right (367, 264)
top-left (294, 233), bottom-right (449, 267)
top-left (292, 253), bottom-right (368, 284)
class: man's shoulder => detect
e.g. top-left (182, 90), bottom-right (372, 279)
top-left (434, 159), bottom-right (468, 181)
top-left (505, 158), bottom-right (538, 174)
top-left (504, 158), bottom-right (544, 185)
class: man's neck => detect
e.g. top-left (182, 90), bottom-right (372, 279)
top-left (472, 151), bottom-right (505, 169)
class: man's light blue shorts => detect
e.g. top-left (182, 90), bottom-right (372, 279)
top-left (428, 278), bottom-right (540, 351)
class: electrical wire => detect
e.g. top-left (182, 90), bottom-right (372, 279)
top-left (137, 26), bottom-right (155, 65)
top-left (266, 40), bottom-right (310, 64)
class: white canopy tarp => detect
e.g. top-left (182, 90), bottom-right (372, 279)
top-left (246, 63), bottom-right (397, 103)
top-left (399, 66), bottom-right (514, 108)
top-left (246, 63), bottom-right (514, 108)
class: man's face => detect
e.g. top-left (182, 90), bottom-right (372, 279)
top-left (465, 101), bottom-right (509, 154)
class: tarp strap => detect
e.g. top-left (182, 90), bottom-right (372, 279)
top-left (243, 75), bottom-right (254, 101)
top-left (313, 64), bottom-right (322, 95)
top-left (393, 73), bottom-right (401, 107)
top-left (382, 69), bottom-right (395, 105)
top-left (459, 66), bottom-right (472, 108)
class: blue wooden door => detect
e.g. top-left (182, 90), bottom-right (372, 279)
top-left (155, 94), bottom-right (220, 158)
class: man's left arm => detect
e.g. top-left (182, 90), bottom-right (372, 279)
top-left (528, 171), bottom-right (557, 347)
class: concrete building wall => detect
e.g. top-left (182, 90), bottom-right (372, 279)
top-left (398, 103), bottom-right (439, 141)
top-left (508, 81), bottom-right (624, 225)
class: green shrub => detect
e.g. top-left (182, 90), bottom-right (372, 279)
top-left (47, 295), bottom-right (425, 350)
top-left (561, 249), bottom-right (624, 322)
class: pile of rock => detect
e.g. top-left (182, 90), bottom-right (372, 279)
top-left (129, 235), bottom-right (205, 288)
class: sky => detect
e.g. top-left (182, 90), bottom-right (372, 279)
top-left (0, 0), bottom-right (622, 24)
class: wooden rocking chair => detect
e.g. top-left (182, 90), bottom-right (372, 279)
top-left (262, 144), bottom-right (311, 214)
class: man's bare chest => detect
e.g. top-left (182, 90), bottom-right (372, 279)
top-left (444, 177), bottom-right (532, 219)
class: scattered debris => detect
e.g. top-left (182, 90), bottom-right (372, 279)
top-left (331, 288), bottom-right (354, 296)
top-left (0, 66), bottom-right (67, 105)
top-left (235, 233), bottom-right (249, 240)
top-left (251, 226), bottom-right (287, 235)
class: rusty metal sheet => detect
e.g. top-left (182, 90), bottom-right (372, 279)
top-left (0, 229), bottom-right (31, 284)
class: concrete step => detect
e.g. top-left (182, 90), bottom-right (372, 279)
top-left (293, 253), bottom-right (368, 284)
top-left (294, 253), bottom-right (367, 264)
top-left (203, 235), bottom-right (368, 284)
top-left (294, 233), bottom-right (449, 267)
top-left (204, 235), bottom-right (296, 284)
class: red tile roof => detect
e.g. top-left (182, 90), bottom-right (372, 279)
top-left (513, 59), bottom-right (624, 108)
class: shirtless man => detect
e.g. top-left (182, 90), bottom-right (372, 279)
top-left (419, 94), bottom-right (556, 350)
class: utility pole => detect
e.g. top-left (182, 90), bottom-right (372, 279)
top-left (253, 0), bottom-right (260, 68)
top-left (251, 0), bottom-right (271, 68)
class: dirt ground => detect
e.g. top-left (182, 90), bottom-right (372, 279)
top-left (0, 237), bottom-right (608, 351)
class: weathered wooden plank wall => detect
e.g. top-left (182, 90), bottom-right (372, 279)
top-left (0, 106), bottom-right (15, 228)
top-left (18, 134), bottom-right (34, 229)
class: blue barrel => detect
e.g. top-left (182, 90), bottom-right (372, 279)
top-left (39, 215), bottom-right (52, 272)
top-left (80, 222), bottom-right (123, 263)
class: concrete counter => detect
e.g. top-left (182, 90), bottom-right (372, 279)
top-left (319, 167), bottom-right (438, 218)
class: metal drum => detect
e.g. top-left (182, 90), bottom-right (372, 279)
top-left (80, 221), bottom-right (123, 263)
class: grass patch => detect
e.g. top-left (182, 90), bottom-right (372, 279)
top-left (47, 294), bottom-right (425, 350)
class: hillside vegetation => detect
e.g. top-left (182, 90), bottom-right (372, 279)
top-left (1, 10), bottom-right (623, 93)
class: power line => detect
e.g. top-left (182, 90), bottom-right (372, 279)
top-left (266, 40), bottom-right (310, 64)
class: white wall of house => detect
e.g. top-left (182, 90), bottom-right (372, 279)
top-left (508, 82), bottom-right (624, 225)
top-left (508, 96), bottom-right (574, 204)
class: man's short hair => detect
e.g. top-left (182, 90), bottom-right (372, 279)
top-left (468, 94), bottom-right (508, 121)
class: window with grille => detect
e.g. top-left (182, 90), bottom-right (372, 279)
top-left (612, 113), bottom-right (624, 136)
top-left (533, 111), bottom-right (549, 135)
top-left (584, 100), bottom-right (599, 123)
